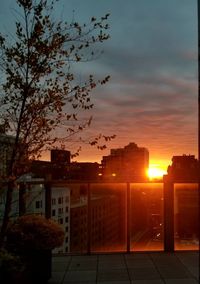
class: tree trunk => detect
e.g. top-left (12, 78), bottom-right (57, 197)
top-left (0, 180), bottom-right (14, 247)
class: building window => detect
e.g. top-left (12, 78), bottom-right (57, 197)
top-left (65, 226), bottom-right (68, 232)
top-left (58, 197), bottom-right (63, 204)
top-left (65, 246), bottom-right (68, 252)
top-left (0, 196), bottom-right (4, 204)
top-left (35, 200), bottom-right (42, 208)
top-left (58, 208), bottom-right (63, 215)
top-left (52, 209), bottom-right (56, 216)
top-left (65, 237), bottom-right (68, 243)
top-left (52, 198), bottom-right (56, 205)
top-left (58, 218), bottom-right (63, 224)
top-left (65, 217), bottom-right (68, 223)
top-left (66, 207), bottom-right (69, 213)
top-left (65, 196), bottom-right (69, 203)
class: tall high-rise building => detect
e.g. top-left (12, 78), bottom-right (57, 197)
top-left (101, 142), bottom-right (149, 181)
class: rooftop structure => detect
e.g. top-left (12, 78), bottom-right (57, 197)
top-left (101, 142), bottom-right (149, 181)
top-left (167, 155), bottom-right (198, 182)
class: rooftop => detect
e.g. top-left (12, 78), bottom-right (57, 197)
top-left (50, 251), bottom-right (199, 284)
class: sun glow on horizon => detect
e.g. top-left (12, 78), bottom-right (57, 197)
top-left (147, 165), bottom-right (167, 180)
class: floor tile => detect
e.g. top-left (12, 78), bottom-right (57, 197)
top-left (98, 281), bottom-right (130, 284)
top-left (97, 269), bottom-right (130, 282)
top-left (49, 271), bottom-right (65, 283)
top-left (63, 270), bottom-right (96, 282)
top-left (98, 254), bottom-right (124, 262)
top-left (164, 279), bottom-right (198, 284)
top-left (186, 266), bottom-right (199, 278)
top-left (51, 252), bottom-right (198, 284)
top-left (129, 266), bottom-right (160, 280)
top-left (69, 259), bottom-right (97, 271)
top-left (98, 260), bottom-right (126, 270)
top-left (126, 258), bottom-right (154, 268)
top-left (131, 280), bottom-right (164, 284)
top-left (63, 281), bottom-right (96, 284)
top-left (53, 256), bottom-right (71, 263)
top-left (125, 253), bottom-right (149, 259)
top-left (52, 261), bottom-right (69, 272)
top-left (156, 263), bottom-right (192, 279)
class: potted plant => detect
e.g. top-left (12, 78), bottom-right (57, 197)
top-left (6, 214), bottom-right (64, 283)
top-left (0, 249), bottom-right (25, 283)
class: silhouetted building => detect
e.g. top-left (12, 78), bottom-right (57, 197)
top-left (166, 155), bottom-right (199, 245)
top-left (32, 152), bottom-right (101, 181)
top-left (167, 155), bottom-right (198, 182)
top-left (174, 184), bottom-right (199, 242)
top-left (101, 142), bottom-right (149, 181)
top-left (51, 149), bottom-right (70, 164)
top-left (31, 149), bottom-right (71, 180)
top-left (69, 162), bottom-right (100, 181)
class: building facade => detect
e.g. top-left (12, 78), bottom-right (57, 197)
top-left (101, 142), bottom-right (149, 181)
top-left (70, 193), bottom-right (124, 253)
top-left (167, 155), bottom-right (198, 182)
top-left (0, 180), bottom-right (70, 254)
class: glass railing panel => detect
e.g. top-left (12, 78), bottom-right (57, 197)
top-left (174, 183), bottom-right (199, 250)
top-left (69, 183), bottom-right (89, 254)
top-left (130, 183), bottom-right (164, 251)
top-left (90, 183), bottom-right (127, 252)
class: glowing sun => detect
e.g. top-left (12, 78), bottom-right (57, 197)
top-left (147, 167), bottom-right (167, 180)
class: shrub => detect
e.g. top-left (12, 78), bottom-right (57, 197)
top-left (0, 249), bottom-right (25, 282)
top-left (6, 215), bottom-right (64, 251)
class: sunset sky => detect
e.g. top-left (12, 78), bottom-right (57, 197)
top-left (0, 0), bottom-right (198, 171)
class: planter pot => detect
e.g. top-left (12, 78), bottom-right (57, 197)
top-left (0, 251), bottom-right (25, 284)
top-left (21, 249), bottom-right (52, 284)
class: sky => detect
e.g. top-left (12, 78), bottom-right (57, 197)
top-left (0, 0), bottom-right (198, 171)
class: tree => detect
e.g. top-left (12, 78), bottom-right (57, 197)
top-left (0, 0), bottom-right (114, 245)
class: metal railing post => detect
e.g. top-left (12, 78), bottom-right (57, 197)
top-left (126, 182), bottom-right (131, 253)
top-left (19, 182), bottom-right (26, 216)
top-left (87, 183), bottom-right (91, 254)
top-left (163, 176), bottom-right (174, 252)
top-left (44, 180), bottom-right (52, 219)
top-left (197, 2), bottom-right (200, 283)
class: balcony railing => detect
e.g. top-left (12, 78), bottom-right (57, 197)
top-left (15, 180), bottom-right (199, 253)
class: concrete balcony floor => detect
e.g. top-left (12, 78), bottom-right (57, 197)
top-left (50, 251), bottom-right (199, 284)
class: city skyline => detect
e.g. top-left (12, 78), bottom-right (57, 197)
top-left (0, 0), bottom-right (198, 173)
top-left (0, 2), bottom-right (199, 280)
